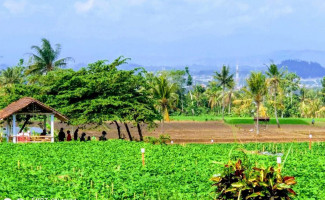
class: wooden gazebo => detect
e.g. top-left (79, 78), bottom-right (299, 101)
top-left (0, 97), bottom-right (68, 143)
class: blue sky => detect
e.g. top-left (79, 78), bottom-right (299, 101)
top-left (1, 0), bottom-right (325, 67)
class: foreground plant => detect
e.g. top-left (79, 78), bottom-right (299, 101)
top-left (211, 160), bottom-right (297, 199)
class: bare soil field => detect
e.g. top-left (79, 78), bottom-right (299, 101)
top-left (55, 120), bottom-right (325, 143)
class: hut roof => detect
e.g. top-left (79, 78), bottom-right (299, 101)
top-left (0, 97), bottom-right (68, 121)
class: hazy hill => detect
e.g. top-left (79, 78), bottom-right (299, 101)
top-left (279, 60), bottom-right (325, 78)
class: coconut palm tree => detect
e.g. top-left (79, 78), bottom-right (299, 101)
top-left (206, 81), bottom-right (222, 113)
top-left (152, 75), bottom-right (178, 133)
top-left (214, 65), bottom-right (234, 120)
top-left (25, 38), bottom-right (73, 75)
top-left (266, 63), bottom-right (284, 128)
top-left (0, 60), bottom-right (24, 87)
top-left (245, 72), bottom-right (267, 134)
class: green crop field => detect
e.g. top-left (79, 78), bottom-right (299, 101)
top-left (170, 115), bottom-right (325, 126)
top-left (0, 141), bottom-right (324, 199)
top-left (170, 115), bottom-right (222, 121)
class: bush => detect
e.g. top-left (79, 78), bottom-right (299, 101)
top-left (144, 134), bottom-right (171, 145)
top-left (144, 136), bottom-right (158, 144)
top-left (158, 134), bottom-right (171, 144)
top-left (211, 159), bottom-right (297, 199)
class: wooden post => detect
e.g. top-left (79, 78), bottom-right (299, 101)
top-left (51, 114), bottom-right (54, 143)
top-left (13, 115), bottom-right (17, 143)
top-left (309, 133), bottom-right (312, 150)
top-left (6, 119), bottom-right (10, 142)
top-left (141, 148), bottom-right (145, 166)
top-left (44, 115), bottom-right (47, 133)
top-left (277, 157), bottom-right (281, 173)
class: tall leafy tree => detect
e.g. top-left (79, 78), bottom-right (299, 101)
top-left (25, 38), bottom-right (73, 75)
top-left (321, 77), bottom-right (325, 104)
top-left (245, 72), bottom-right (267, 135)
top-left (214, 65), bottom-right (234, 120)
top-left (185, 66), bottom-right (195, 115)
top-left (266, 63), bottom-right (284, 128)
top-left (152, 75), bottom-right (178, 133)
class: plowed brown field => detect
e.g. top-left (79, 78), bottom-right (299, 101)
top-left (56, 121), bottom-right (325, 143)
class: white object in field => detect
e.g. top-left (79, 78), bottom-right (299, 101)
top-left (211, 139), bottom-right (214, 143)
top-left (249, 129), bottom-right (254, 132)
top-left (309, 134), bottom-right (312, 139)
top-left (141, 148), bottom-right (145, 153)
top-left (171, 141), bottom-right (174, 144)
top-left (277, 157), bottom-right (281, 164)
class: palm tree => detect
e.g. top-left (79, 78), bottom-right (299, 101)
top-left (214, 65), bottom-right (234, 120)
top-left (0, 60), bottom-right (24, 87)
top-left (245, 72), bottom-right (267, 135)
top-left (26, 38), bottom-right (73, 75)
top-left (266, 64), bottom-right (284, 128)
top-left (206, 81), bottom-right (222, 114)
top-left (152, 75), bottom-right (178, 133)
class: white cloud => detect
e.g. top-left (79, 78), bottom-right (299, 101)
top-left (74, 0), bottom-right (95, 13)
top-left (3, 0), bottom-right (26, 14)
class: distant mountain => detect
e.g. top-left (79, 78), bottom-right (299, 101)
top-left (278, 60), bottom-right (325, 78)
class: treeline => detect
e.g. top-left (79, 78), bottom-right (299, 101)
top-left (1, 38), bottom-right (325, 137)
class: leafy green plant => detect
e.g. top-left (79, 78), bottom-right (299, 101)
top-left (144, 134), bottom-right (171, 144)
top-left (211, 159), bottom-right (297, 199)
top-left (144, 136), bottom-right (158, 144)
top-left (158, 134), bottom-right (171, 144)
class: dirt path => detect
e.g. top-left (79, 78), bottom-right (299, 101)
top-left (55, 121), bottom-right (325, 143)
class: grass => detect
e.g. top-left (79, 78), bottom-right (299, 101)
top-left (224, 118), bottom-right (311, 125)
top-left (170, 115), bottom-right (325, 125)
top-left (170, 115), bottom-right (222, 121)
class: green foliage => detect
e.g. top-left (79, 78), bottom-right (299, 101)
top-left (25, 38), bottom-right (74, 75)
top-left (0, 60), bottom-right (25, 87)
top-left (211, 159), bottom-right (296, 199)
top-left (185, 66), bottom-right (192, 86)
top-left (0, 141), bottom-right (324, 199)
top-left (144, 134), bottom-right (171, 144)
top-left (152, 75), bottom-right (178, 121)
top-left (224, 118), bottom-right (310, 125)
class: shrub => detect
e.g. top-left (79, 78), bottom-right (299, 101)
top-left (144, 136), bottom-right (158, 144)
top-left (211, 159), bottom-right (297, 199)
top-left (158, 134), bottom-right (171, 144)
top-left (144, 134), bottom-right (171, 144)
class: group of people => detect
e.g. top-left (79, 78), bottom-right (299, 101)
top-left (58, 128), bottom-right (107, 142)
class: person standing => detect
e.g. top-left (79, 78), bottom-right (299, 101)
top-left (67, 130), bottom-right (72, 141)
top-left (73, 128), bottom-right (79, 141)
top-left (99, 131), bottom-right (107, 141)
top-left (80, 132), bottom-right (86, 142)
top-left (58, 128), bottom-right (65, 142)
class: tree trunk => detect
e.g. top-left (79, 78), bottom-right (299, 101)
top-left (137, 123), bottom-right (143, 141)
top-left (256, 103), bottom-right (260, 135)
top-left (189, 91), bottom-right (195, 115)
top-left (228, 92), bottom-right (232, 115)
top-left (114, 120), bottom-right (121, 139)
top-left (274, 89), bottom-right (280, 128)
top-left (222, 86), bottom-right (225, 120)
top-left (19, 115), bottom-right (31, 133)
top-left (124, 123), bottom-right (132, 141)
